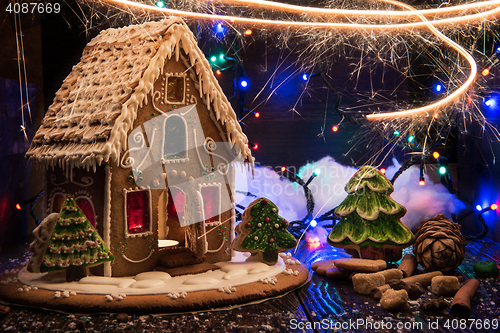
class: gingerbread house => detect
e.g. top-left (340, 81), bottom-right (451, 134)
top-left (26, 18), bottom-right (254, 277)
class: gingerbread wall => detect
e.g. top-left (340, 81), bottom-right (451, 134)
top-left (106, 49), bottom-right (236, 277)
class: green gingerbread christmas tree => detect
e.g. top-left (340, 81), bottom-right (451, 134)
top-left (40, 194), bottom-right (113, 279)
top-left (232, 198), bottom-right (297, 264)
top-left (328, 165), bottom-right (415, 261)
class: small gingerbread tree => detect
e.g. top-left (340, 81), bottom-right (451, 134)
top-left (232, 198), bottom-right (297, 264)
top-left (40, 194), bottom-right (114, 281)
top-left (328, 166), bottom-right (415, 261)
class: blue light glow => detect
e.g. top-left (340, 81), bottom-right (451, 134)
top-left (313, 169), bottom-right (321, 176)
top-left (240, 80), bottom-right (248, 88)
top-left (497, 46), bottom-right (500, 53)
top-left (476, 205), bottom-right (482, 211)
top-left (393, 130), bottom-right (400, 136)
top-left (438, 166), bottom-right (447, 175)
top-left (215, 23), bottom-right (225, 34)
top-left (155, 1), bottom-right (165, 8)
top-left (485, 98), bottom-right (496, 107)
top-left (408, 135), bottom-right (415, 143)
top-left (310, 220), bottom-right (317, 227)
top-left (210, 56), bottom-right (217, 62)
top-left (302, 74), bottom-right (309, 81)
top-left (435, 84), bottom-right (443, 92)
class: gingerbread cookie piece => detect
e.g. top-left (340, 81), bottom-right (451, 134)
top-left (232, 198), bottom-right (297, 265)
top-left (333, 258), bottom-right (387, 272)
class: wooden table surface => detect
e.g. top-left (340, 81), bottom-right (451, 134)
top-left (1, 237), bottom-right (499, 332)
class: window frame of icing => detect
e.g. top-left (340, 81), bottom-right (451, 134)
top-left (49, 191), bottom-right (66, 214)
top-left (198, 182), bottom-right (222, 228)
top-left (122, 187), bottom-right (153, 238)
top-left (161, 113), bottom-right (189, 164)
top-left (164, 73), bottom-right (186, 105)
top-left (75, 195), bottom-right (97, 227)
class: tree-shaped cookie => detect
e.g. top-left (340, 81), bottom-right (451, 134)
top-left (40, 194), bottom-right (114, 281)
top-left (232, 198), bottom-right (297, 264)
top-left (328, 166), bottom-right (415, 261)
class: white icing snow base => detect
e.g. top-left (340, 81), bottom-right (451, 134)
top-left (17, 253), bottom-right (285, 296)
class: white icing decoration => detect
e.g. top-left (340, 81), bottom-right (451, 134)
top-left (17, 253), bottom-right (286, 296)
top-left (121, 249), bottom-right (154, 263)
top-left (121, 131), bottom-right (146, 168)
top-left (79, 277), bottom-right (136, 288)
top-left (183, 277), bottom-right (219, 285)
top-left (217, 261), bottom-right (270, 280)
top-left (134, 272), bottom-right (171, 281)
top-left (130, 279), bottom-right (165, 289)
top-left (49, 174), bottom-right (94, 187)
top-left (103, 165), bottom-right (112, 277)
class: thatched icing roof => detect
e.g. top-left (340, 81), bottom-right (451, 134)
top-left (26, 18), bottom-right (253, 170)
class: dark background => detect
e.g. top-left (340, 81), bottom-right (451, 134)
top-left (0, 0), bottom-right (498, 252)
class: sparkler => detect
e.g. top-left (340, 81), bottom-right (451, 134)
top-left (94, 0), bottom-right (499, 122)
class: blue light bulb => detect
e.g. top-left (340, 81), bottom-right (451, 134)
top-left (310, 220), bottom-right (317, 227)
top-left (302, 74), bottom-right (308, 81)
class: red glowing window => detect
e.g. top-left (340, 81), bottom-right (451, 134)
top-left (167, 187), bottom-right (185, 221)
top-left (126, 190), bottom-right (151, 234)
top-left (76, 197), bottom-right (96, 227)
top-left (201, 186), bottom-right (220, 223)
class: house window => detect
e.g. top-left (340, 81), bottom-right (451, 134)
top-left (165, 75), bottom-right (185, 104)
top-left (76, 196), bottom-right (96, 227)
top-left (50, 193), bottom-right (65, 213)
top-left (200, 184), bottom-right (221, 223)
top-left (124, 189), bottom-right (152, 237)
top-left (163, 115), bottom-right (187, 161)
top-left (168, 187), bottom-right (185, 222)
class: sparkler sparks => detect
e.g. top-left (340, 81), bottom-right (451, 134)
top-left (11, 0), bottom-right (498, 169)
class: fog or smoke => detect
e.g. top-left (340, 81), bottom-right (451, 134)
top-left (235, 156), bottom-right (465, 231)
top-left (385, 158), bottom-right (466, 230)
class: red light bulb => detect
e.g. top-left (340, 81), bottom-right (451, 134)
top-left (253, 143), bottom-right (258, 150)
top-left (491, 204), bottom-right (498, 210)
top-left (254, 112), bottom-right (260, 118)
top-left (16, 203), bottom-right (22, 210)
top-left (380, 168), bottom-right (386, 174)
top-left (281, 166), bottom-right (286, 172)
top-left (332, 125), bottom-right (339, 132)
top-left (419, 180), bottom-right (425, 186)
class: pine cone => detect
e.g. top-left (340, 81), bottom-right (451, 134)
top-left (413, 214), bottom-right (466, 273)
